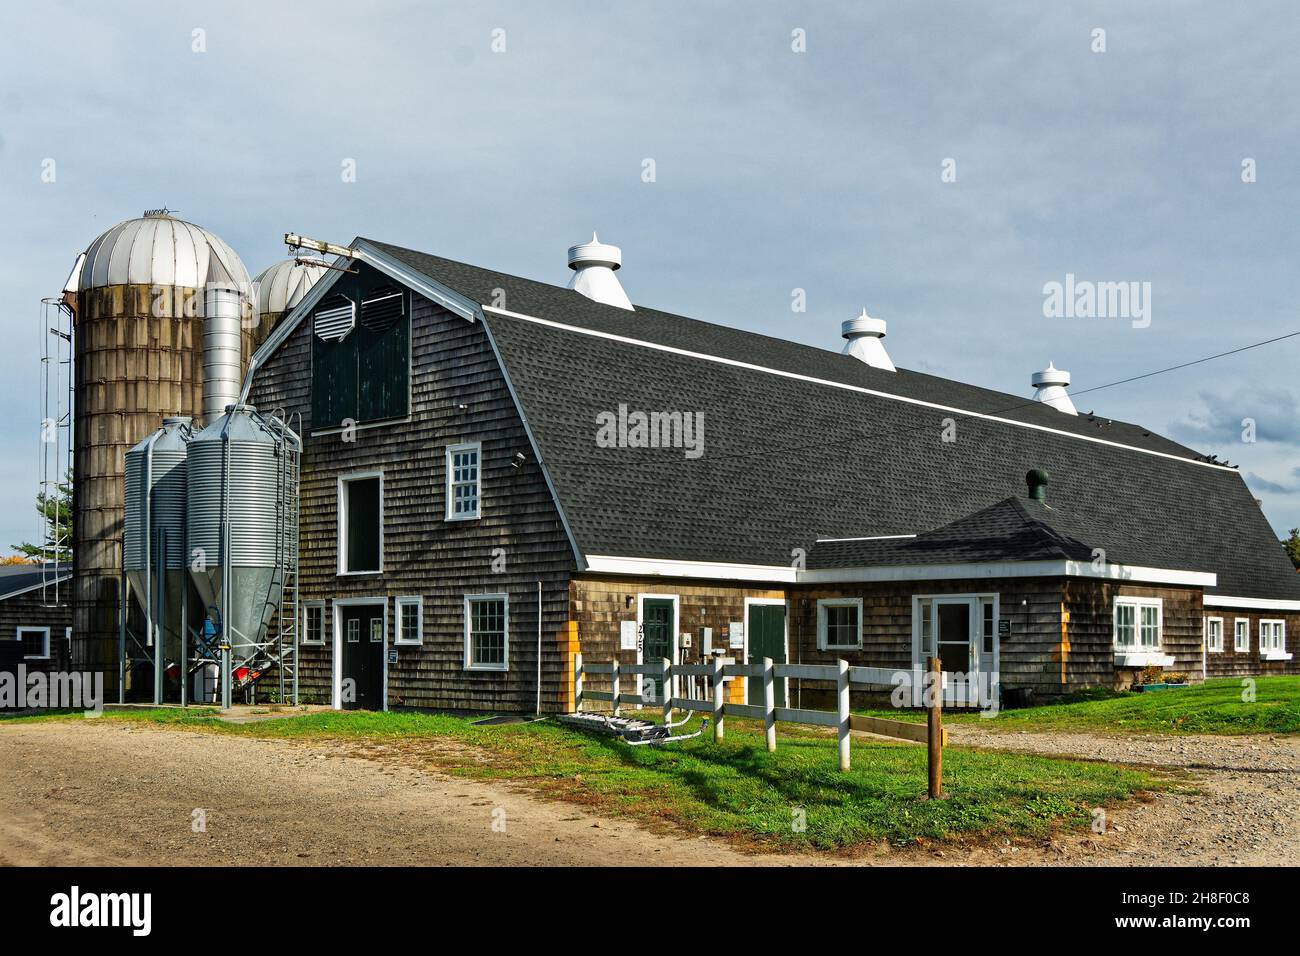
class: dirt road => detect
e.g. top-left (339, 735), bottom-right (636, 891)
top-left (1, 719), bottom-right (1295, 866)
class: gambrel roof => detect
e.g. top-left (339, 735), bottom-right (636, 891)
top-left (251, 238), bottom-right (1300, 603)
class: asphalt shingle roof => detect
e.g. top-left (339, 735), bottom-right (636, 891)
top-left (361, 239), bottom-right (1300, 602)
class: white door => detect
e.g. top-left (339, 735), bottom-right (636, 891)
top-left (915, 596), bottom-right (981, 705)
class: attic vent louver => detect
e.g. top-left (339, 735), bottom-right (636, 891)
top-left (567, 233), bottom-right (633, 311)
top-left (1031, 361), bottom-right (1077, 415)
top-left (314, 296), bottom-right (355, 342)
top-left (841, 309), bottom-right (895, 372)
top-left (360, 287), bottom-right (404, 332)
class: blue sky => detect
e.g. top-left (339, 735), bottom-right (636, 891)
top-left (1, 1), bottom-right (1298, 554)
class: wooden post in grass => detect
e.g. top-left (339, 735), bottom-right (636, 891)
top-left (574, 652), bottom-right (583, 713)
top-left (610, 659), bottom-right (621, 717)
top-left (711, 657), bottom-right (725, 742)
top-left (927, 655), bottom-right (944, 799)
top-left (836, 658), bottom-right (851, 771)
top-left (762, 657), bottom-right (777, 753)
top-left (661, 658), bottom-right (673, 725)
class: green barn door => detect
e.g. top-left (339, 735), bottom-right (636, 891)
top-left (747, 603), bottom-right (787, 707)
top-left (641, 598), bottom-right (674, 705)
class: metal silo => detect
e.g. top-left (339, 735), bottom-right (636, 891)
top-left (244, 257), bottom-right (328, 368)
top-left (123, 417), bottom-right (192, 703)
top-left (186, 404), bottom-right (300, 708)
top-left (67, 210), bottom-right (253, 697)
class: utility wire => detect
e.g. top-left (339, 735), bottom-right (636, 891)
top-left (541, 328), bottom-right (1300, 473)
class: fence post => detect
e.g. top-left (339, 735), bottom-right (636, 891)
top-left (661, 658), bottom-right (673, 724)
top-left (927, 655), bottom-right (943, 799)
top-left (711, 657), bottom-right (725, 742)
top-left (762, 657), bottom-right (777, 753)
top-left (837, 658), bottom-right (851, 771)
top-left (574, 652), bottom-right (583, 713)
top-left (610, 659), bottom-right (621, 717)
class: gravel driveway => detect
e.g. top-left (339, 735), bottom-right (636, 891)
top-left (1, 718), bottom-right (1295, 866)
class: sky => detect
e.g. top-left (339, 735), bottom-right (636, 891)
top-left (1, 1), bottom-right (1298, 554)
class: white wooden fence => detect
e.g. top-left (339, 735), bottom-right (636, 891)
top-left (573, 654), bottom-right (948, 789)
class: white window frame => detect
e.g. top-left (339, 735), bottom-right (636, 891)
top-left (395, 596), bottom-right (423, 646)
top-left (1260, 619), bottom-right (1291, 661)
top-left (1234, 617), bottom-right (1250, 653)
top-left (337, 470), bottom-right (384, 576)
top-left (1113, 597), bottom-right (1172, 667)
top-left (1205, 616), bottom-right (1224, 653)
top-left (816, 598), bottom-right (863, 651)
top-left (301, 601), bottom-right (326, 646)
top-left (17, 626), bottom-right (50, 660)
top-left (445, 442), bottom-right (482, 521)
top-left (464, 593), bottom-right (509, 672)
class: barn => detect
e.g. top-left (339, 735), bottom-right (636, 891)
top-left (240, 234), bottom-right (1299, 712)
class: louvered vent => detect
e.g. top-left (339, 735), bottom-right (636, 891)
top-left (314, 296), bottom-right (355, 342)
top-left (360, 287), bottom-right (404, 331)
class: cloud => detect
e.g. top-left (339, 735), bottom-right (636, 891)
top-left (1246, 467), bottom-right (1300, 496)
top-left (1169, 388), bottom-right (1300, 447)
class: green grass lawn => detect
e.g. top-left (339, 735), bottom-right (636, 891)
top-left (2, 705), bottom-right (1169, 851)
top-left (857, 676), bottom-right (1300, 736)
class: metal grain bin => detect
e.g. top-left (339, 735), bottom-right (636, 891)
top-left (186, 405), bottom-right (298, 659)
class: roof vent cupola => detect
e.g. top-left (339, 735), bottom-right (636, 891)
top-left (567, 233), bottom-right (633, 311)
top-left (1031, 362), bottom-right (1078, 415)
top-left (841, 308), bottom-right (896, 372)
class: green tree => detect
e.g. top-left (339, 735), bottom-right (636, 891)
top-left (1285, 528), bottom-right (1300, 570)
top-left (11, 470), bottom-right (72, 563)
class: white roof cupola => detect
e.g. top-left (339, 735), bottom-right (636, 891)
top-left (1031, 361), bottom-right (1078, 415)
top-left (840, 308), bottom-right (895, 372)
top-left (567, 233), bottom-right (633, 311)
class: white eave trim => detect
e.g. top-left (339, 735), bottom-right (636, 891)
top-left (584, 555), bottom-right (798, 583)
top-left (1203, 594), bottom-right (1300, 611)
top-left (482, 305), bottom-right (1236, 473)
top-left (582, 555), bottom-right (1214, 587)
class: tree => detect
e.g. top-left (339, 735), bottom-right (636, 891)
top-left (11, 470), bottom-right (72, 563)
top-left (1285, 528), bottom-right (1300, 571)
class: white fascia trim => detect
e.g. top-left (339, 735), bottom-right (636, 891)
top-left (0, 574), bottom-right (72, 602)
top-left (801, 560), bottom-right (1215, 587)
top-left (815, 534), bottom-right (917, 543)
top-left (481, 305), bottom-right (1236, 473)
top-left (243, 238), bottom-right (481, 398)
top-left (584, 554), bottom-right (798, 583)
top-left (584, 554), bottom-right (1212, 587)
top-left (1203, 594), bottom-right (1300, 611)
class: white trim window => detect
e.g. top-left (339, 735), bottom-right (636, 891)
top-left (816, 598), bottom-right (863, 650)
top-left (1260, 619), bottom-right (1289, 660)
top-left (446, 442), bottom-right (482, 521)
top-left (338, 471), bottom-right (383, 575)
top-left (1234, 618), bottom-right (1250, 653)
top-left (1113, 597), bottom-right (1173, 667)
top-left (1205, 616), bottom-right (1224, 653)
top-left (17, 626), bottom-right (50, 660)
top-left (465, 593), bottom-right (508, 671)
top-left (395, 596), bottom-right (423, 645)
top-left (301, 601), bottom-right (326, 645)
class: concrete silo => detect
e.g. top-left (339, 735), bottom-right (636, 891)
top-left (67, 211), bottom-right (253, 694)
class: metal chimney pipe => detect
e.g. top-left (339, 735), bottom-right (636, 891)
top-left (202, 284), bottom-right (244, 423)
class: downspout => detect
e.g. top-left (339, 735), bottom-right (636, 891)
top-left (536, 580), bottom-right (543, 716)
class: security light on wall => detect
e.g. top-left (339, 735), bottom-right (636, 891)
top-left (511, 452), bottom-right (527, 469)
top-left (625, 595), bottom-right (634, 609)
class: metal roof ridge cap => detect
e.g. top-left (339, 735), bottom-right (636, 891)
top-left (480, 305), bottom-right (1235, 472)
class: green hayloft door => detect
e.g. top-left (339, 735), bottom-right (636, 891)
top-left (747, 603), bottom-right (787, 707)
top-left (641, 599), bottom-right (675, 705)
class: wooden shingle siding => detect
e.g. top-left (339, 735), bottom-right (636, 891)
top-left (1204, 608), bottom-right (1300, 678)
top-left (0, 589), bottom-right (72, 676)
top-left (1064, 582), bottom-right (1205, 688)
top-left (249, 265), bottom-right (576, 712)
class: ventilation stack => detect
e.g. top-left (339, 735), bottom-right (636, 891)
top-left (1031, 362), bottom-right (1078, 415)
top-left (567, 234), bottom-right (633, 310)
top-left (841, 308), bottom-right (896, 372)
top-left (67, 210), bottom-right (253, 696)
